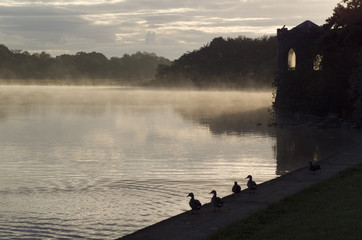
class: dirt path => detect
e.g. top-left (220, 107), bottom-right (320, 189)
top-left (118, 137), bottom-right (362, 240)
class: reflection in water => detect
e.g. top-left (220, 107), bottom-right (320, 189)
top-left (0, 86), bottom-right (358, 239)
top-left (199, 107), bottom-right (273, 136)
top-left (181, 104), bottom-right (357, 175)
top-left (274, 126), bottom-right (355, 175)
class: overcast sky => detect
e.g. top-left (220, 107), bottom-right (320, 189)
top-left (0, 0), bottom-right (340, 60)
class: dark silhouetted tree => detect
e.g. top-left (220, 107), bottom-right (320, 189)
top-left (0, 46), bottom-right (171, 84)
top-left (318, 0), bottom-right (362, 117)
top-left (154, 36), bottom-right (277, 88)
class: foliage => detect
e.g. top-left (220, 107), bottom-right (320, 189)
top-left (315, 0), bottom-right (362, 117)
top-left (349, 48), bottom-right (362, 122)
top-left (325, 0), bottom-right (362, 29)
top-left (0, 45), bottom-right (171, 84)
top-left (153, 36), bottom-right (277, 89)
top-left (274, 70), bottom-right (328, 115)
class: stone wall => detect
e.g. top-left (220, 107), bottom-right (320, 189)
top-left (277, 20), bottom-right (323, 75)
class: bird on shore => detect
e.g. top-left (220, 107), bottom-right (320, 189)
top-left (209, 190), bottom-right (223, 211)
top-left (187, 192), bottom-right (202, 212)
top-left (309, 161), bottom-right (321, 173)
top-left (245, 175), bottom-right (257, 192)
top-left (232, 181), bottom-right (241, 195)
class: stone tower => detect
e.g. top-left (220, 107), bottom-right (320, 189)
top-left (277, 20), bottom-right (323, 75)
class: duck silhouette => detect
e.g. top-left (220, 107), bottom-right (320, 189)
top-left (245, 175), bottom-right (257, 192)
top-left (209, 190), bottom-right (223, 211)
top-left (309, 161), bottom-right (321, 173)
top-left (187, 192), bottom-right (202, 211)
top-left (232, 181), bottom-right (241, 195)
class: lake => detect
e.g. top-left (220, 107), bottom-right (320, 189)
top-left (0, 86), bottom-right (357, 239)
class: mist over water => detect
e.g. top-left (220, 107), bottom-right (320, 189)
top-left (0, 86), bottom-right (357, 239)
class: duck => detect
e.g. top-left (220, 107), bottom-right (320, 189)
top-left (209, 190), bottom-right (223, 210)
top-left (245, 175), bottom-right (257, 191)
top-left (309, 161), bottom-right (321, 173)
top-left (187, 192), bottom-right (202, 211)
top-left (232, 181), bottom-right (241, 195)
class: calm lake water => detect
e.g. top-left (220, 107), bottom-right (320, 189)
top-left (0, 86), bottom-right (358, 239)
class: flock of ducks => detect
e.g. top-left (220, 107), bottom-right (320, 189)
top-left (187, 174), bottom-right (257, 212)
top-left (187, 161), bottom-right (322, 212)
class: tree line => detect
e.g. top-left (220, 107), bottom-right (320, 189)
top-left (152, 36), bottom-right (277, 89)
top-left (0, 45), bottom-right (171, 84)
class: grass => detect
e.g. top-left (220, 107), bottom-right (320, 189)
top-left (208, 164), bottom-right (362, 240)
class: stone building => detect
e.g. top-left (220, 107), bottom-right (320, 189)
top-left (277, 20), bottom-right (323, 75)
top-left (274, 20), bottom-right (325, 115)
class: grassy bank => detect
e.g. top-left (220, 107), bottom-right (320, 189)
top-left (209, 164), bottom-right (362, 240)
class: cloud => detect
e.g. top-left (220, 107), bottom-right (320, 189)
top-left (0, 0), bottom-right (340, 60)
top-left (145, 31), bottom-right (157, 45)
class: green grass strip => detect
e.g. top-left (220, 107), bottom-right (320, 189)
top-left (208, 164), bottom-right (362, 240)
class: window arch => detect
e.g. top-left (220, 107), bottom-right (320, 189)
top-left (313, 54), bottom-right (323, 71)
top-left (288, 48), bottom-right (296, 70)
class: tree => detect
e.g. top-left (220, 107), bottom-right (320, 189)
top-left (325, 0), bottom-right (362, 29)
top-left (349, 49), bottom-right (362, 122)
top-left (154, 36), bottom-right (277, 88)
top-left (0, 44), bottom-right (171, 84)
top-left (318, 0), bottom-right (362, 117)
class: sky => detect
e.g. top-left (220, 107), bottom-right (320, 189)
top-left (0, 0), bottom-right (340, 60)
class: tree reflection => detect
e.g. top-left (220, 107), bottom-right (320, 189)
top-left (178, 106), bottom-right (357, 175)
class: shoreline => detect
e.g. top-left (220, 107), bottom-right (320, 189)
top-left (118, 135), bottom-right (362, 240)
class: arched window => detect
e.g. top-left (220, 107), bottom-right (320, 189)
top-left (288, 48), bottom-right (296, 70)
top-left (313, 54), bottom-right (323, 71)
